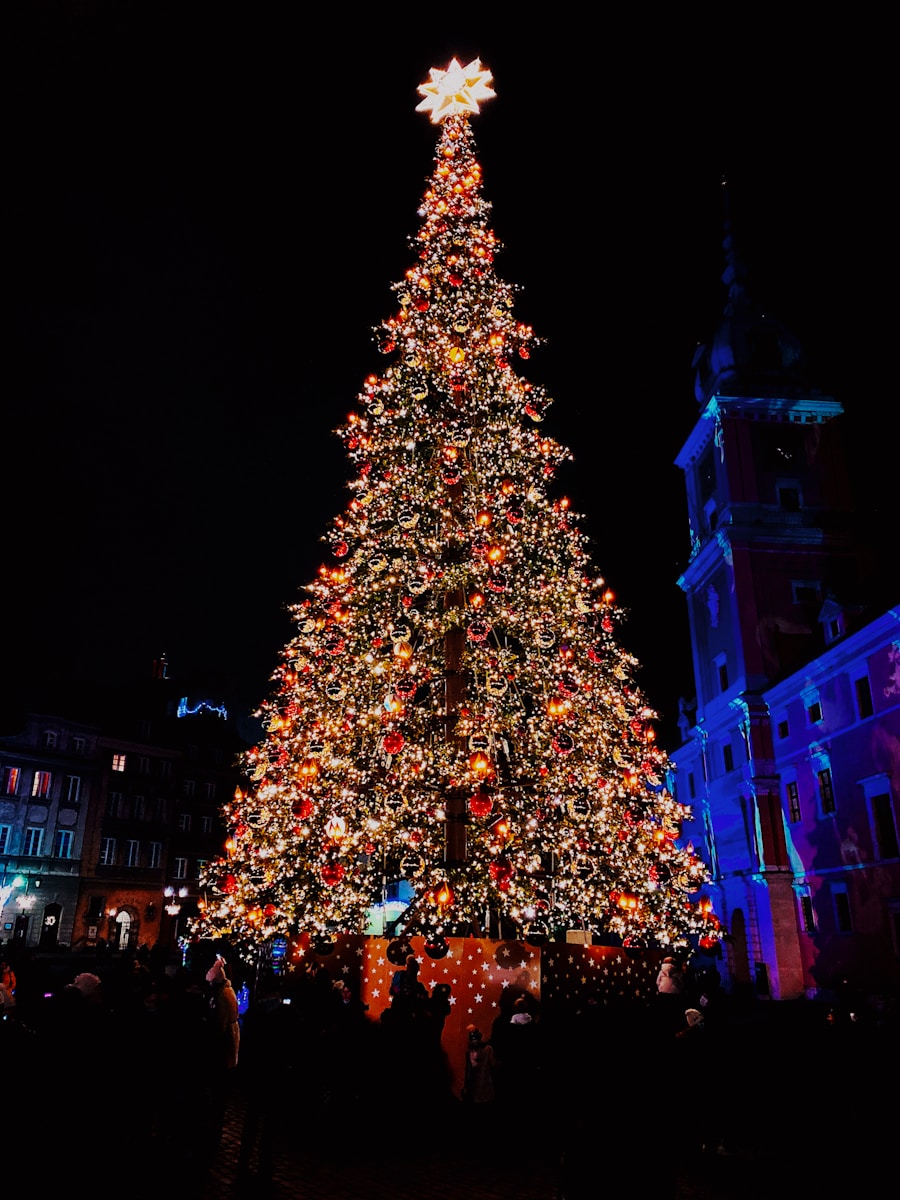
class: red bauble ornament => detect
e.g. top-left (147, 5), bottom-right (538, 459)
top-left (382, 731), bottom-right (404, 755)
top-left (222, 874), bottom-right (236, 894)
top-left (489, 858), bottom-right (514, 885)
top-left (291, 796), bottom-right (314, 819)
top-left (321, 862), bottom-right (345, 886)
top-left (264, 904), bottom-right (276, 918)
top-left (469, 786), bottom-right (493, 819)
top-left (332, 541), bottom-right (348, 558)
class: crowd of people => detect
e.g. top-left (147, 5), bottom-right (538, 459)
top-left (1, 940), bottom-right (896, 1198)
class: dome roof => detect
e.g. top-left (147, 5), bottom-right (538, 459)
top-left (693, 188), bottom-right (811, 406)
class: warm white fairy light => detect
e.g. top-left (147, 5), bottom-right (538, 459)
top-left (192, 64), bottom-right (721, 960)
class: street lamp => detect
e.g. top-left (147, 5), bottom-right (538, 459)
top-left (164, 886), bottom-right (189, 916)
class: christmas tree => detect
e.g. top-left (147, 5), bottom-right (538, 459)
top-left (195, 59), bottom-right (720, 960)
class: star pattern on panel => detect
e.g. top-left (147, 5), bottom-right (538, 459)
top-left (416, 57), bottom-right (496, 123)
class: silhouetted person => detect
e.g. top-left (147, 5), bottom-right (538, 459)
top-left (238, 970), bottom-right (300, 1190)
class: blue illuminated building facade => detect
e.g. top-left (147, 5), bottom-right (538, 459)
top-left (671, 208), bottom-right (899, 1002)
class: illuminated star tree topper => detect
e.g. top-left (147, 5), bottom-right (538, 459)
top-left (415, 56), bottom-right (496, 123)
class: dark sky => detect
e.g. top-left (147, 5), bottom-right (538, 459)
top-left (8, 7), bottom-right (893, 746)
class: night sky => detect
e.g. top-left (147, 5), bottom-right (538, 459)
top-left (8, 7), bottom-right (892, 747)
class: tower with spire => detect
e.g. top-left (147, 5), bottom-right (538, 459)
top-left (671, 182), bottom-right (900, 1001)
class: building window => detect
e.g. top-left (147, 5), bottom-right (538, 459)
top-left (53, 829), bottom-right (74, 858)
top-left (178, 813), bottom-right (192, 833)
top-left (871, 793), bottom-right (899, 860)
top-left (133, 795), bottom-right (146, 821)
top-left (72, 736), bottom-right (86, 755)
top-left (799, 892), bottom-right (816, 933)
top-left (777, 719), bottom-right (789, 740)
top-left (832, 886), bottom-right (853, 933)
top-left (786, 781), bottom-right (801, 823)
top-left (139, 719), bottom-right (152, 739)
top-left (196, 858), bottom-right (208, 879)
top-left (818, 767), bottom-right (836, 815)
top-left (112, 753), bottom-right (127, 773)
top-left (23, 827), bottom-right (44, 856)
top-left (32, 771), bottom-right (52, 799)
top-left (723, 743), bottom-right (735, 773)
top-left (778, 484), bottom-right (801, 511)
top-left (806, 700), bottom-right (823, 725)
top-left (148, 842), bottom-right (162, 868)
top-left (183, 780), bottom-right (196, 799)
top-left (86, 895), bottom-right (106, 920)
top-left (63, 775), bottom-right (81, 805)
top-left (714, 653), bottom-right (728, 693)
top-left (201, 815), bottom-right (213, 834)
top-left (855, 676), bottom-right (874, 719)
top-left (0, 825), bottom-right (10, 854)
top-left (204, 781), bottom-right (217, 801)
top-left (125, 840), bottom-right (140, 867)
top-left (1, 766), bottom-right (20, 795)
top-left (155, 797), bottom-right (170, 823)
top-left (43, 730), bottom-right (58, 750)
top-left (687, 773), bottom-right (696, 800)
top-left (138, 756), bottom-right (151, 775)
top-left (99, 838), bottom-right (116, 866)
top-left (792, 580), bottom-right (821, 604)
top-left (174, 857), bottom-right (188, 879)
top-left (159, 760), bottom-right (173, 779)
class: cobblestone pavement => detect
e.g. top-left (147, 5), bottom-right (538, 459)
top-left (195, 1090), bottom-right (763, 1200)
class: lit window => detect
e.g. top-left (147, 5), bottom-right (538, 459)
top-left (818, 767), bottom-right (836, 815)
top-left (786, 781), bottom-right (801, 823)
top-left (112, 754), bottom-right (127, 773)
top-left (32, 771), bottom-right (52, 799)
top-left (0, 767), bottom-right (19, 795)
